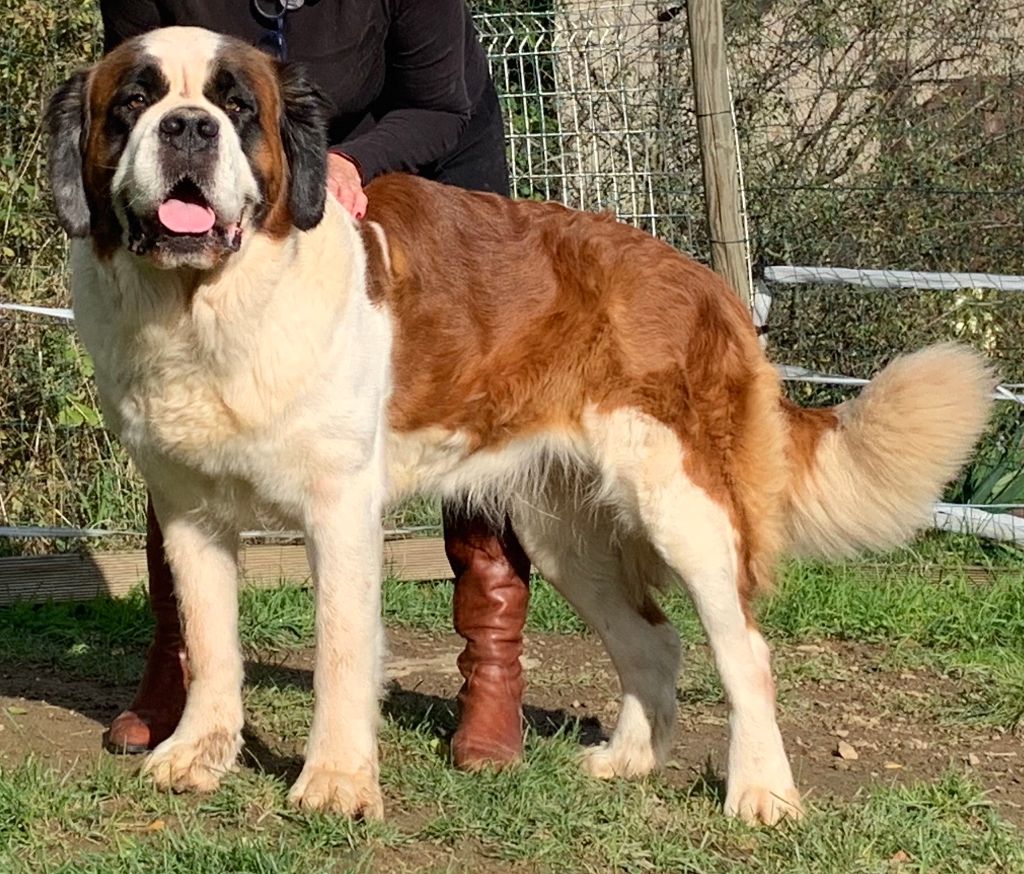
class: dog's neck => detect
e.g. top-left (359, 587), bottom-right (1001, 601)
top-left (74, 198), bottom-right (366, 401)
top-left (83, 201), bottom-right (354, 325)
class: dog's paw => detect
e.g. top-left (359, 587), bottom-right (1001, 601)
top-left (581, 741), bottom-right (658, 780)
top-left (288, 764), bottom-right (384, 820)
top-left (724, 783), bottom-right (804, 826)
top-left (143, 729), bottom-right (242, 793)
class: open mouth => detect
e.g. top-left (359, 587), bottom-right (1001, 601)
top-left (126, 177), bottom-right (243, 260)
top-left (157, 178), bottom-right (217, 235)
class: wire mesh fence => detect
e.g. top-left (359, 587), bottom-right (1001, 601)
top-left (476, 2), bottom-right (703, 249)
top-left (723, 0), bottom-right (1024, 515)
top-left (726, 0), bottom-right (1024, 373)
top-left (1, 0), bottom-right (1022, 554)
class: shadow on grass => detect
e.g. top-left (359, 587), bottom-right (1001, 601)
top-left (240, 660), bottom-right (607, 783)
top-left (0, 589), bottom-right (155, 727)
top-left (685, 756), bottom-right (727, 807)
top-left (0, 633), bottom-right (609, 773)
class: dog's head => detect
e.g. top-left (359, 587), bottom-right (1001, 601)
top-left (47, 26), bottom-right (328, 269)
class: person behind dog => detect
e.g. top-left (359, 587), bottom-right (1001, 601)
top-left (99, 0), bottom-right (532, 772)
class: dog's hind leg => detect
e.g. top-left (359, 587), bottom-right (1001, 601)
top-left (586, 408), bottom-right (801, 825)
top-left (513, 493), bottom-right (681, 780)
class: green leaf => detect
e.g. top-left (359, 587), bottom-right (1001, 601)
top-left (57, 397), bottom-right (101, 428)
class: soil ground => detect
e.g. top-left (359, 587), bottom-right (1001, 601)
top-left (1, 627), bottom-right (1020, 827)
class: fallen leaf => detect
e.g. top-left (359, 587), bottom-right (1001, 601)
top-left (146, 819), bottom-right (166, 832)
top-left (6, 707), bottom-right (27, 716)
top-left (884, 761), bottom-right (903, 770)
top-left (890, 849), bottom-right (912, 864)
top-left (835, 740), bottom-right (859, 760)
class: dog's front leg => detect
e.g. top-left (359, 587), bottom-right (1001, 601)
top-left (288, 469), bottom-right (386, 820)
top-left (142, 500), bottom-right (243, 793)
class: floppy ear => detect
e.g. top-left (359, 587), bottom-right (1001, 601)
top-left (277, 62), bottom-right (328, 231)
top-left (46, 69), bottom-right (91, 237)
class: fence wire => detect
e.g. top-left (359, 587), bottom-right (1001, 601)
top-left (475, 3), bottom-right (702, 249)
top-left (728, 0), bottom-right (1024, 376)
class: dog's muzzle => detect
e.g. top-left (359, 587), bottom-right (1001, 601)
top-left (123, 109), bottom-right (247, 264)
top-left (126, 174), bottom-right (244, 260)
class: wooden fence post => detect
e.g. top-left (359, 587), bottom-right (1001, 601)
top-left (687, 0), bottom-right (753, 307)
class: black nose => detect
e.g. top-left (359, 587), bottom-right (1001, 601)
top-left (158, 108), bottom-right (219, 151)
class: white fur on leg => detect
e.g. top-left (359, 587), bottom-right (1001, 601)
top-left (722, 628), bottom-right (802, 825)
top-left (512, 492), bottom-right (681, 781)
top-left (142, 502), bottom-right (244, 793)
top-left (145, 729), bottom-right (243, 793)
top-left (288, 471), bottom-right (387, 820)
top-left (587, 409), bottom-right (802, 824)
top-left (672, 538), bottom-right (799, 825)
top-left (584, 691), bottom-right (663, 779)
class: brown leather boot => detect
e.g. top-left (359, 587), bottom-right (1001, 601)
top-left (104, 498), bottom-right (189, 754)
top-left (444, 504), bottom-right (531, 771)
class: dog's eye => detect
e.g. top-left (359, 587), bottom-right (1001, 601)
top-left (123, 93), bottom-right (148, 111)
top-left (224, 97), bottom-right (246, 115)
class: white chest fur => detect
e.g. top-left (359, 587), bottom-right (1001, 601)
top-left (70, 204), bottom-right (394, 526)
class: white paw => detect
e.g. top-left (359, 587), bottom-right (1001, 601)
top-left (581, 741), bottom-right (659, 780)
top-left (288, 764), bottom-right (384, 820)
top-left (724, 782), bottom-right (804, 825)
top-left (143, 729), bottom-right (242, 793)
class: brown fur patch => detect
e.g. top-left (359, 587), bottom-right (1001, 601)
top-left (364, 174), bottom-right (797, 611)
top-left (82, 43), bottom-right (145, 258)
top-left (210, 47), bottom-right (289, 236)
top-left (780, 399), bottom-right (839, 478)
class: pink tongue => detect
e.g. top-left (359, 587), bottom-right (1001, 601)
top-left (157, 198), bottom-right (216, 234)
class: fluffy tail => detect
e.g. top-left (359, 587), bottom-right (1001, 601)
top-left (785, 343), bottom-right (995, 558)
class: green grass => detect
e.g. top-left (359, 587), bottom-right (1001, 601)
top-left (0, 733), bottom-right (1021, 873)
top-left (1, 548), bottom-right (1021, 730)
top-left (759, 559), bottom-right (1024, 731)
top-left (762, 560), bottom-right (1024, 649)
top-left (0, 545), bottom-right (1021, 870)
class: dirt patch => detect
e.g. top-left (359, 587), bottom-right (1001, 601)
top-left (0, 662), bottom-right (125, 770)
top-left (1, 628), bottom-right (1021, 824)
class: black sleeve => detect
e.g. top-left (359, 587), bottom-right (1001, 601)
top-left (100, 0), bottom-right (164, 52)
top-left (331, 0), bottom-right (473, 182)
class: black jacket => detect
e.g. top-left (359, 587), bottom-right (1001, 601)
top-left (100, 0), bottom-right (493, 182)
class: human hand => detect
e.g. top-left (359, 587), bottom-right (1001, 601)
top-left (326, 152), bottom-right (368, 220)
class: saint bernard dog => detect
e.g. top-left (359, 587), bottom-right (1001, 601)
top-left (48, 26), bottom-right (992, 824)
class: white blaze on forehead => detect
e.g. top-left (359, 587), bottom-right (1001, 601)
top-left (140, 27), bottom-right (222, 98)
top-left (109, 25), bottom-right (260, 239)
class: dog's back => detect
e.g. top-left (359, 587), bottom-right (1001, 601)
top-left (367, 173), bottom-right (765, 441)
